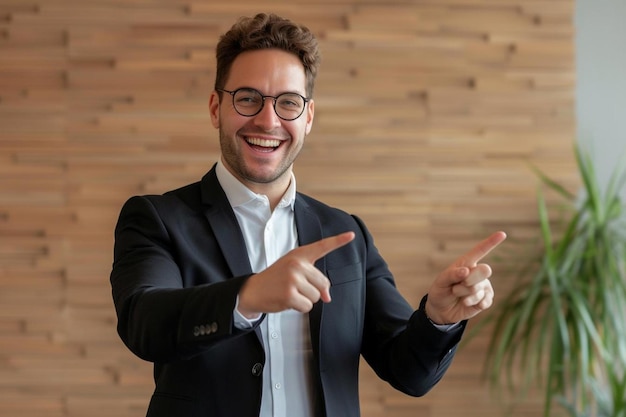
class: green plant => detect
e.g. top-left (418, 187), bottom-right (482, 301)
top-left (478, 145), bottom-right (626, 416)
top-left (558, 365), bottom-right (626, 417)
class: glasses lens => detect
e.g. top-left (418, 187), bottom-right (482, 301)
top-left (233, 89), bottom-right (263, 116)
top-left (275, 93), bottom-right (305, 120)
top-left (231, 89), bottom-right (306, 120)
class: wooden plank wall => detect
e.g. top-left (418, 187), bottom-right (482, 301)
top-left (0, 0), bottom-right (576, 416)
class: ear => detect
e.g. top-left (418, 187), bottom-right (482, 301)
top-left (209, 90), bottom-right (220, 128)
top-left (304, 99), bottom-right (314, 135)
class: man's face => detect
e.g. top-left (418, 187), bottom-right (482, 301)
top-left (209, 49), bottom-right (314, 192)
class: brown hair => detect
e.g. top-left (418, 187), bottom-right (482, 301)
top-left (214, 13), bottom-right (320, 97)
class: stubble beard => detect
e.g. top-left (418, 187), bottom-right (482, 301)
top-left (219, 128), bottom-right (301, 186)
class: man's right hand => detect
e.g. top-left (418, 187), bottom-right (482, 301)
top-left (237, 231), bottom-right (355, 318)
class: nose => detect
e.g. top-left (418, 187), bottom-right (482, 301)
top-left (253, 97), bottom-right (282, 130)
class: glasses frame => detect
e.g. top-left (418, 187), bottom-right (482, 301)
top-left (217, 88), bottom-right (310, 121)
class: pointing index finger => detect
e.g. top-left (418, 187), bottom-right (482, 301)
top-left (302, 231), bottom-right (355, 263)
top-left (458, 231), bottom-right (507, 267)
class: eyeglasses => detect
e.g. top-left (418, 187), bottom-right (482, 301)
top-left (217, 88), bottom-right (309, 121)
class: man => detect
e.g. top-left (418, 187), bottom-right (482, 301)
top-left (110, 13), bottom-right (506, 417)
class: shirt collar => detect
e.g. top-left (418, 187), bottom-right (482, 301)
top-left (215, 159), bottom-right (296, 210)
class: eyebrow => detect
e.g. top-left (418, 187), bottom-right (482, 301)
top-left (228, 86), bottom-right (308, 97)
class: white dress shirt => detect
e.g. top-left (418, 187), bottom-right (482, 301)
top-left (216, 160), bottom-right (316, 417)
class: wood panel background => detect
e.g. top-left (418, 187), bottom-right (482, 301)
top-left (0, 0), bottom-right (577, 416)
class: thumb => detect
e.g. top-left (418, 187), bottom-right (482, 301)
top-left (438, 266), bottom-right (471, 288)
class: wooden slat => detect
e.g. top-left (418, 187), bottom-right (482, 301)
top-left (0, 0), bottom-right (577, 416)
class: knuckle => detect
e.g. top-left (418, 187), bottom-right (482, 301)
top-left (285, 257), bottom-right (307, 271)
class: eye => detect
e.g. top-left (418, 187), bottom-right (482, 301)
top-left (277, 94), bottom-right (304, 109)
top-left (234, 90), bottom-right (262, 106)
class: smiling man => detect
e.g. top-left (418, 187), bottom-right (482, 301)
top-left (210, 48), bottom-right (313, 210)
top-left (110, 13), bottom-right (506, 417)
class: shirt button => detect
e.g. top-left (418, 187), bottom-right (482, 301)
top-left (251, 363), bottom-right (263, 377)
top-left (271, 331), bottom-right (279, 339)
top-left (274, 383), bottom-right (281, 390)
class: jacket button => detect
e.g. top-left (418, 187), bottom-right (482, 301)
top-left (251, 363), bottom-right (263, 377)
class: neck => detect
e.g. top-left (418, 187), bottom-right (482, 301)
top-left (252, 177), bottom-right (290, 211)
top-left (220, 158), bottom-right (292, 211)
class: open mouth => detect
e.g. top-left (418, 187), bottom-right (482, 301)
top-left (245, 137), bottom-right (282, 152)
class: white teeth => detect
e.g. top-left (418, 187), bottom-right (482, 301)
top-left (246, 137), bottom-right (280, 148)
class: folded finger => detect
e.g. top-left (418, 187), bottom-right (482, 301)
top-left (458, 263), bottom-right (491, 287)
top-left (302, 267), bottom-right (332, 303)
top-left (462, 281), bottom-right (494, 307)
top-left (289, 294), bottom-right (315, 313)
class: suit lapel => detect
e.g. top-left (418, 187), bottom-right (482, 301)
top-left (200, 167), bottom-right (253, 278)
top-left (294, 195), bottom-right (324, 267)
top-left (294, 195), bottom-right (326, 365)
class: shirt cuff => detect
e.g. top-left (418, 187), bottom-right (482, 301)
top-left (233, 295), bottom-right (263, 329)
top-left (429, 321), bottom-right (462, 332)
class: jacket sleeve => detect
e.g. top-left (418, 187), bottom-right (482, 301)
top-left (110, 195), bottom-right (257, 363)
top-left (355, 215), bottom-right (466, 397)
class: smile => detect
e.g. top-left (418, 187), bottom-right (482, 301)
top-left (245, 137), bottom-right (281, 149)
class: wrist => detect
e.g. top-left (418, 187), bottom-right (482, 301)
top-left (421, 296), bottom-right (451, 326)
top-left (237, 278), bottom-right (263, 320)
top-left (235, 294), bottom-right (262, 320)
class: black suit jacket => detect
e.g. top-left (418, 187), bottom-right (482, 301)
top-left (110, 166), bottom-right (466, 417)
